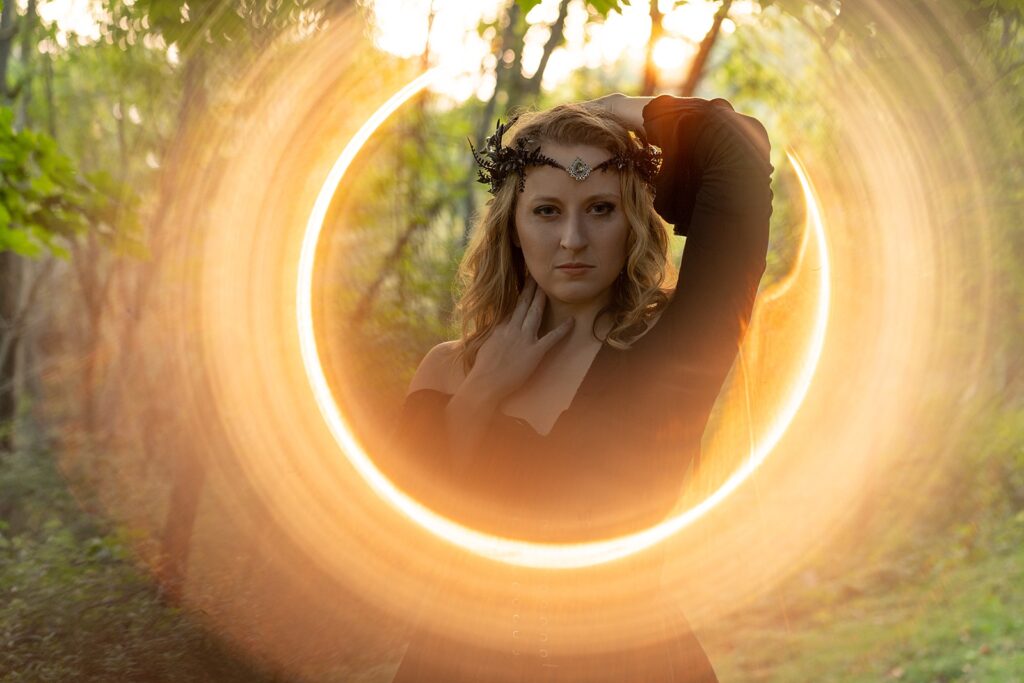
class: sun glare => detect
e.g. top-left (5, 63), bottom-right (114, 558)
top-left (40, 0), bottom-right (753, 102)
top-left (652, 36), bottom-right (693, 72)
top-left (37, 0), bottom-right (102, 45)
top-left (364, 0), bottom-right (745, 102)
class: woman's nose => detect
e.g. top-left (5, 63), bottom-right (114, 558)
top-left (559, 213), bottom-right (588, 250)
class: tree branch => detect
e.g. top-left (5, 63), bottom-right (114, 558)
top-left (0, 258), bottom-right (55, 375)
top-left (642, 0), bottom-right (664, 96)
top-left (680, 0), bottom-right (733, 97)
top-left (351, 196), bottom-right (447, 326)
top-left (524, 0), bottom-right (570, 97)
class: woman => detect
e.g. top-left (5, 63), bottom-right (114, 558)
top-left (389, 93), bottom-right (773, 681)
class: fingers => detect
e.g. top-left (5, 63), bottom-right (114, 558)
top-left (509, 275), bottom-right (536, 328)
top-left (522, 281), bottom-right (545, 334)
top-left (537, 316), bottom-right (574, 352)
top-left (509, 275), bottom-right (574, 353)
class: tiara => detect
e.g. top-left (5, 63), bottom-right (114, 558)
top-left (468, 115), bottom-right (663, 195)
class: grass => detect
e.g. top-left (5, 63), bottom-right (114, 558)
top-left (707, 403), bottom-right (1024, 683)
top-left (713, 541), bottom-right (1024, 682)
top-left (2, 401), bottom-right (1022, 681)
top-left (0, 444), bottom-right (285, 683)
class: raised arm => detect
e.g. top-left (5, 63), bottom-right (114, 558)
top-left (597, 93), bottom-right (773, 408)
top-left (595, 92), bottom-right (772, 238)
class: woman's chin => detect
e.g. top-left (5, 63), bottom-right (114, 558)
top-left (541, 281), bottom-right (614, 306)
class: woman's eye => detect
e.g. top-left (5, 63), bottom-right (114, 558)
top-left (532, 203), bottom-right (614, 217)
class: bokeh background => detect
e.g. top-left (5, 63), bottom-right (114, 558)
top-left (0, 0), bottom-right (1021, 681)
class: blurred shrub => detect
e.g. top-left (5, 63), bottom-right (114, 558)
top-left (0, 446), bottom-right (281, 682)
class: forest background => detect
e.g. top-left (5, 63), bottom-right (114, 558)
top-left (0, 0), bottom-right (1022, 680)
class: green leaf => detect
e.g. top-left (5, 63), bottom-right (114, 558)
top-left (0, 107), bottom-right (109, 258)
top-left (0, 227), bottom-right (42, 258)
top-left (517, 0), bottom-right (545, 13)
top-left (586, 0), bottom-right (623, 17)
top-left (29, 173), bottom-right (58, 197)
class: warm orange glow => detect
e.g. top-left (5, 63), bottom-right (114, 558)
top-left (361, 0), bottom-right (750, 102)
top-left (297, 67), bottom-right (832, 568)
top-left (652, 36), bottom-right (693, 72)
top-left (84, 3), bottom-right (1001, 675)
top-left (661, 0), bottom-right (718, 42)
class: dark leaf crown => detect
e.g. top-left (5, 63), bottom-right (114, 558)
top-left (468, 115), bottom-right (663, 195)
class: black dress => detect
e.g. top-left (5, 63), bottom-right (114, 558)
top-left (388, 95), bottom-right (773, 682)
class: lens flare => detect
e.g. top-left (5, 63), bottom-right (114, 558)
top-left (297, 66), bottom-right (831, 568)
top-left (79, 2), bottom-right (1005, 675)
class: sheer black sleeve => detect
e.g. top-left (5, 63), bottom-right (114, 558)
top-left (386, 389), bottom-right (457, 504)
top-left (638, 96), bottom-right (773, 409)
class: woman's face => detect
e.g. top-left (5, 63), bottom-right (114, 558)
top-left (513, 142), bottom-right (630, 308)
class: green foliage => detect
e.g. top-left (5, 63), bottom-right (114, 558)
top-left (588, 0), bottom-right (627, 16)
top-left (949, 405), bottom-right (1024, 528)
top-left (43, 1), bottom-right (178, 178)
top-left (0, 108), bottom-right (88, 259)
top-left (517, 0), bottom-right (629, 19)
top-left (83, 168), bottom-right (145, 257)
top-left (324, 98), bottom-right (472, 413)
top-left (137, 0), bottom-right (248, 52)
top-left (0, 446), bottom-right (282, 682)
top-left (0, 108), bottom-right (142, 259)
top-left (136, 0), bottom-right (338, 52)
top-left (516, 0), bottom-right (545, 14)
top-left (0, 0), bottom-right (1019, 678)
top-left (708, 402), bottom-right (1024, 682)
top-left (713, 540), bottom-right (1024, 682)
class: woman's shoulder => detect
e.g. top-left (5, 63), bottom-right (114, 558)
top-left (406, 340), bottom-right (466, 396)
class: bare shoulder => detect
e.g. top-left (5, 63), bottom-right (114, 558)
top-left (406, 340), bottom-right (466, 396)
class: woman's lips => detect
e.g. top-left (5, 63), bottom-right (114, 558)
top-left (556, 265), bottom-right (594, 275)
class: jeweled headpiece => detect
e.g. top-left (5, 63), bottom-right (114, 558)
top-left (468, 115), bottom-right (663, 195)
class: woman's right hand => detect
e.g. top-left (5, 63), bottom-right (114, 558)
top-left (462, 275), bottom-right (574, 402)
top-left (584, 92), bottom-right (652, 132)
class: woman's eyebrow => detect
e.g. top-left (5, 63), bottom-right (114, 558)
top-left (529, 193), bottom-right (620, 203)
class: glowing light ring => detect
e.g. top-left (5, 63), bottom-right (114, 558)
top-left (297, 66), bottom-right (831, 569)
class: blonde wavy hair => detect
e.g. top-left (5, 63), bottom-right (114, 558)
top-left (455, 102), bottom-right (676, 373)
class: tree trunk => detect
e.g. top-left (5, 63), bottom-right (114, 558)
top-left (0, 0), bottom-right (18, 451)
top-left (70, 233), bottom-right (110, 436)
top-left (0, 1), bottom-right (33, 452)
top-left (353, 3), bottom-right (439, 324)
top-left (156, 452), bottom-right (206, 604)
top-left (0, 256), bottom-right (53, 452)
top-left (0, 253), bottom-right (21, 452)
top-left (462, 0), bottom-right (523, 244)
top-left (461, 0), bottom-right (570, 242)
top-left (680, 0), bottom-right (732, 97)
top-left (0, 0), bottom-right (16, 103)
top-left (148, 50), bottom-right (210, 604)
top-left (14, 0), bottom-right (36, 130)
top-left (642, 0), bottom-right (663, 96)
top-left (351, 198), bottom-right (446, 326)
top-left (522, 0), bottom-right (571, 98)
top-left (10, 259), bottom-right (54, 450)
top-left (42, 46), bottom-right (55, 137)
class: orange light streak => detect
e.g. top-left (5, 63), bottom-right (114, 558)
top-left (297, 67), bottom-right (832, 569)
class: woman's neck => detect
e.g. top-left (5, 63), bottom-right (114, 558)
top-left (540, 291), bottom-right (613, 344)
